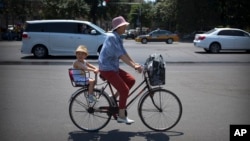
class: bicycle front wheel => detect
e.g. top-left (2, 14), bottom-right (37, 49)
top-left (138, 88), bottom-right (182, 131)
top-left (69, 88), bottom-right (112, 132)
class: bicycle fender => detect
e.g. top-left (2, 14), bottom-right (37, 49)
top-left (69, 88), bottom-right (87, 103)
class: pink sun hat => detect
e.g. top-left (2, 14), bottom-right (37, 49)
top-left (112, 16), bottom-right (129, 31)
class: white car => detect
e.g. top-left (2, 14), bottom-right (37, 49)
top-left (193, 28), bottom-right (250, 53)
top-left (21, 20), bottom-right (108, 58)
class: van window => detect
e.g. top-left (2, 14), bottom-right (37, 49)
top-left (25, 22), bottom-right (78, 33)
top-left (78, 23), bottom-right (99, 35)
top-left (46, 22), bottom-right (78, 33)
top-left (78, 24), bottom-right (91, 34)
top-left (25, 23), bottom-right (46, 32)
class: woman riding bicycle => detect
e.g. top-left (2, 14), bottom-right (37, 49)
top-left (98, 16), bottom-right (143, 124)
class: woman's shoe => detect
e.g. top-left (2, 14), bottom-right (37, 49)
top-left (117, 117), bottom-right (135, 124)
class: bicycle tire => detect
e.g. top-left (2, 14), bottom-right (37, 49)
top-left (69, 88), bottom-right (112, 132)
top-left (138, 88), bottom-right (182, 131)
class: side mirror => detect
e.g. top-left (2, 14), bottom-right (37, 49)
top-left (90, 30), bottom-right (97, 35)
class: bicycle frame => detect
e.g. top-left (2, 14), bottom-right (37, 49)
top-left (68, 60), bottom-right (182, 132)
top-left (100, 71), bottom-right (154, 109)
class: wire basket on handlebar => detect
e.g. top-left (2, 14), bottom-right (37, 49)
top-left (144, 53), bottom-right (166, 86)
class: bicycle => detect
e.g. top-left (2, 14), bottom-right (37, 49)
top-left (68, 64), bottom-right (182, 132)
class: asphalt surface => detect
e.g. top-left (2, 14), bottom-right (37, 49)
top-left (0, 40), bottom-right (250, 141)
top-left (0, 40), bottom-right (250, 64)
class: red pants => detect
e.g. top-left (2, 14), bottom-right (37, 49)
top-left (100, 69), bottom-right (135, 109)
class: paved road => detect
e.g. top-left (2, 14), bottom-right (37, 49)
top-left (125, 41), bottom-right (250, 63)
top-left (0, 40), bottom-right (250, 63)
top-left (0, 64), bottom-right (249, 141)
top-left (0, 41), bottom-right (250, 141)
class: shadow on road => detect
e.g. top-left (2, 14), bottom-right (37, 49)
top-left (68, 130), bottom-right (183, 141)
top-left (21, 55), bottom-right (98, 60)
top-left (0, 55), bottom-right (99, 65)
top-left (195, 51), bottom-right (250, 54)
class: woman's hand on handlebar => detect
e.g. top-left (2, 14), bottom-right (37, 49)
top-left (134, 63), bottom-right (143, 73)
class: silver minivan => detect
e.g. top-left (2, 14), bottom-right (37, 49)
top-left (21, 20), bottom-right (108, 58)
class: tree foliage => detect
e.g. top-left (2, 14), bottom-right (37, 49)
top-left (128, 3), bottom-right (152, 29)
top-left (41, 0), bottom-right (89, 19)
top-left (217, 0), bottom-right (250, 29)
top-left (176, 0), bottom-right (250, 33)
top-left (150, 0), bottom-right (177, 30)
top-left (1, 0), bottom-right (249, 33)
top-left (0, 0), bottom-right (29, 23)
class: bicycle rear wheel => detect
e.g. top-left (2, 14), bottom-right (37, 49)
top-left (138, 88), bottom-right (182, 131)
top-left (69, 88), bottom-right (112, 132)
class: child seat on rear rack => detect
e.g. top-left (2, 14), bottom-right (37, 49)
top-left (68, 68), bottom-right (90, 87)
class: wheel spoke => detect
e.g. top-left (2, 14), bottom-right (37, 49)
top-left (74, 99), bottom-right (88, 109)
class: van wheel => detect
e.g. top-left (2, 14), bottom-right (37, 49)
top-left (33, 45), bottom-right (48, 58)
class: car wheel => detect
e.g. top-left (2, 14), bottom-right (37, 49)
top-left (141, 38), bottom-right (148, 44)
top-left (166, 38), bottom-right (173, 44)
top-left (33, 45), bottom-right (48, 58)
top-left (209, 43), bottom-right (221, 53)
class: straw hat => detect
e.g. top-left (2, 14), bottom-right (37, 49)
top-left (112, 16), bottom-right (129, 31)
top-left (75, 45), bottom-right (88, 55)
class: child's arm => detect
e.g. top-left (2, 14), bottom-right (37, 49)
top-left (86, 62), bottom-right (99, 73)
top-left (73, 61), bottom-right (98, 73)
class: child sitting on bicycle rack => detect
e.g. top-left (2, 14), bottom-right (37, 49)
top-left (73, 45), bottom-right (99, 103)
